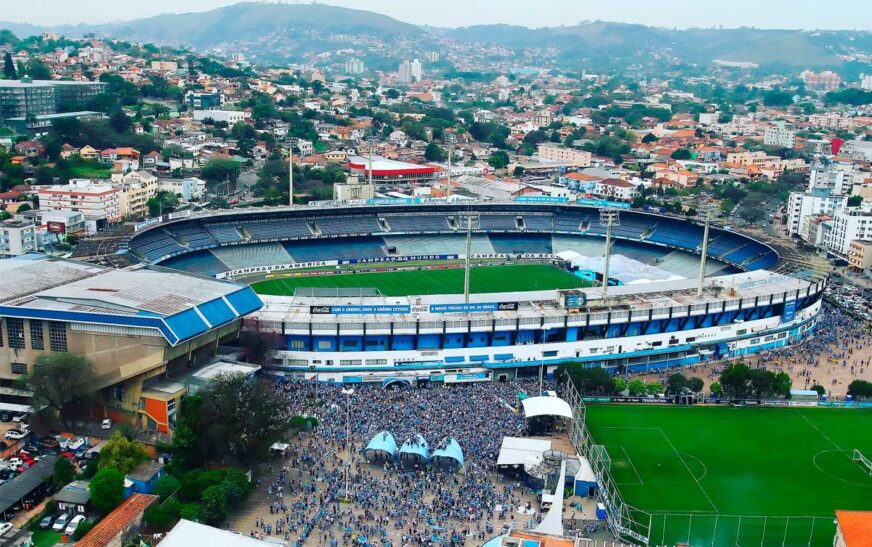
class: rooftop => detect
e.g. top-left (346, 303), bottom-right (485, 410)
top-left (836, 510), bottom-right (872, 547)
top-left (159, 519), bottom-right (277, 547)
top-left (76, 493), bottom-right (158, 547)
top-left (55, 480), bottom-right (92, 505)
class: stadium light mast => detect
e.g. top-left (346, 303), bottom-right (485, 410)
top-left (599, 208), bottom-right (621, 300)
top-left (286, 136), bottom-right (298, 207)
top-left (341, 387), bottom-right (355, 499)
top-left (366, 136), bottom-right (379, 199)
top-left (444, 133), bottom-right (456, 194)
top-left (697, 202), bottom-right (715, 297)
top-left (460, 212), bottom-right (480, 303)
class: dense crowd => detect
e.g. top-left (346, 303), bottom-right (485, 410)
top-left (247, 378), bottom-right (554, 546)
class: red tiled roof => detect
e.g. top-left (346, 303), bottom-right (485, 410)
top-left (837, 511), bottom-right (872, 547)
top-left (76, 493), bottom-right (158, 547)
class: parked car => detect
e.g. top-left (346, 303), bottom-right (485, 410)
top-left (0, 412), bottom-right (11, 423)
top-left (51, 513), bottom-right (70, 532)
top-left (101, 419), bottom-right (112, 430)
top-left (0, 522), bottom-right (12, 535)
top-left (6, 459), bottom-right (22, 468)
top-left (39, 514), bottom-right (55, 529)
top-left (4, 430), bottom-right (26, 441)
top-left (12, 413), bottom-right (27, 424)
top-left (67, 438), bottom-right (86, 452)
top-left (65, 515), bottom-right (86, 535)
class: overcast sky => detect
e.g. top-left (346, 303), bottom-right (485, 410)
top-left (6, 0), bottom-right (872, 30)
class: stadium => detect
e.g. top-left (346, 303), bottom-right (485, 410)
top-left (125, 201), bottom-right (825, 386)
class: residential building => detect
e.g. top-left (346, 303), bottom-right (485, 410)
top-left (848, 240), bottom-right (872, 274)
top-left (345, 58), bottom-right (365, 75)
top-left (116, 172), bottom-right (159, 218)
top-left (398, 59), bottom-right (423, 84)
top-left (800, 70), bottom-right (841, 92)
top-left (0, 219), bottom-right (38, 257)
top-left (763, 121), bottom-right (796, 149)
top-left (192, 109), bottom-right (246, 124)
top-left (592, 178), bottom-right (639, 201)
top-left (76, 493), bottom-right (159, 547)
top-left (537, 144), bottom-right (592, 167)
top-left (839, 140), bottom-right (872, 162)
top-left (150, 60), bottom-right (178, 72)
top-left (786, 190), bottom-right (848, 237)
top-left (16, 209), bottom-right (86, 236)
top-left (185, 91), bottom-right (224, 110)
top-left (0, 255), bottom-right (262, 430)
top-left (55, 480), bottom-right (92, 515)
top-left (37, 179), bottom-right (122, 230)
top-left (808, 168), bottom-right (847, 196)
top-left (861, 74), bottom-right (872, 91)
top-left (0, 78), bottom-right (106, 121)
top-left (826, 207), bottom-right (872, 257)
top-left (159, 177), bottom-right (207, 202)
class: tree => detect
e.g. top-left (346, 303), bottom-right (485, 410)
top-left (848, 195), bottom-right (863, 207)
top-left (20, 353), bottom-right (96, 431)
top-left (52, 457), bottom-right (75, 490)
top-left (488, 151), bottom-right (510, 170)
top-left (710, 382), bottom-right (724, 398)
top-left (25, 59), bottom-right (52, 80)
top-left (763, 89), bottom-right (793, 107)
top-left (201, 158), bottom-right (241, 190)
top-left (720, 362), bottom-right (752, 399)
top-left (847, 380), bottom-right (872, 399)
top-left (613, 377), bottom-right (627, 394)
top-left (90, 468), bottom-right (125, 514)
top-left (666, 373), bottom-right (687, 395)
top-left (555, 365), bottom-right (614, 395)
top-left (2, 53), bottom-right (16, 80)
top-left (671, 148), bottom-right (692, 160)
top-left (687, 377), bottom-right (705, 394)
top-left (147, 191), bottom-right (179, 217)
top-left (72, 521), bottom-right (95, 540)
top-left (641, 133), bottom-right (658, 144)
top-left (749, 368), bottom-right (775, 398)
top-left (99, 431), bottom-right (149, 474)
top-left (810, 384), bottom-right (826, 397)
top-left (628, 379), bottom-right (647, 397)
top-left (153, 475), bottom-right (181, 501)
top-left (424, 142), bottom-right (446, 162)
top-left (237, 330), bottom-right (283, 365)
top-left (646, 382), bottom-right (664, 395)
top-left (109, 109), bottom-right (132, 133)
top-left (773, 371), bottom-right (792, 398)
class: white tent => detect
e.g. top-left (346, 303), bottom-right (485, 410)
top-left (521, 396), bottom-right (573, 420)
top-left (533, 460), bottom-right (566, 537)
top-left (496, 437), bottom-right (552, 467)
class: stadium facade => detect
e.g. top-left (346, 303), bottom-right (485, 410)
top-left (127, 203), bottom-right (824, 384)
top-left (0, 255), bottom-right (262, 431)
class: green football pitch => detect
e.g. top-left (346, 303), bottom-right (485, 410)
top-left (251, 264), bottom-right (590, 297)
top-left (585, 405), bottom-right (872, 546)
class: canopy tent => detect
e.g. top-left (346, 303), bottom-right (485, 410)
top-left (532, 460), bottom-right (567, 537)
top-left (363, 431), bottom-right (398, 461)
top-left (521, 396), bottom-right (573, 420)
top-left (431, 436), bottom-right (464, 469)
top-left (382, 377), bottom-right (413, 390)
top-left (399, 434), bottom-right (429, 466)
top-left (496, 437), bottom-right (552, 468)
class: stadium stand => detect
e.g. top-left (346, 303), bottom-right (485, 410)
top-left (489, 234), bottom-right (553, 254)
top-left (284, 237), bottom-right (388, 262)
top-left (212, 243), bottom-right (294, 270)
top-left (205, 223), bottom-right (245, 244)
top-left (646, 219), bottom-right (705, 249)
top-left (242, 219), bottom-right (311, 240)
top-left (383, 214), bottom-right (451, 232)
top-left (315, 215), bottom-right (382, 235)
top-left (164, 225), bottom-right (217, 249)
top-left (159, 251), bottom-right (228, 277)
top-left (522, 214), bottom-right (554, 231)
top-left (129, 228), bottom-right (185, 262)
top-left (554, 211), bottom-right (586, 232)
top-left (479, 214), bottom-right (521, 231)
top-left (383, 235), bottom-right (467, 256)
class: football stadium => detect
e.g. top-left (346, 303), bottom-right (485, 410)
top-left (121, 200), bottom-right (846, 545)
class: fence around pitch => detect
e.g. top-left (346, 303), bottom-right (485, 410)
top-left (647, 513), bottom-right (834, 547)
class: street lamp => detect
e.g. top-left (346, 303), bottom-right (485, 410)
top-left (599, 208), bottom-right (621, 300)
top-left (286, 136), bottom-right (299, 207)
top-left (697, 202), bottom-right (715, 297)
top-left (341, 387), bottom-right (355, 499)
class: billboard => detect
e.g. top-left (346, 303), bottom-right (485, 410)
top-left (576, 198), bottom-right (631, 209)
top-left (429, 302), bottom-right (518, 314)
top-left (46, 221), bottom-right (66, 234)
top-left (310, 305), bottom-right (412, 315)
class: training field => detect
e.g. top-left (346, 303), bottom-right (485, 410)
top-left (585, 405), bottom-right (872, 546)
top-left (252, 264), bottom-right (590, 297)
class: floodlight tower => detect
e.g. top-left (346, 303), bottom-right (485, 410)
top-left (697, 202), bottom-right (715, 297)
top-left (286, 136), bottom-right (299, 206)
top-left (599, 208), bottom-right (621, 300)
top-left (366, 136), bottom-right (379, 198)
top-left (460, 211), bottom-right (481, 303)
top-left (444, 133), bottom-right (457, 193)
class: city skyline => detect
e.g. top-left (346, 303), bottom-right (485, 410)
top-left (4, 0), bottom-right (872, 30)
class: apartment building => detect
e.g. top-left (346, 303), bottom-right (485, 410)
top-left (117, 172), bottom-right (159, 218)
top-left (786, 190), bottom-right (848, 237)
top-left (763, 121), bottom-right (796, 149)
top-left (37, 179), bottom-right (122, 230)
top-left (0, 78), bottom-right (106, 121)
top-left (0, 219), bottom-right (38, 257)
top-left (537, 144), bottom-right (592, 167)
top-left (848, 240), bottom-right (872, 273)
top-left (826, 207), bottom-right (872, 257)
top-left (192, 109), bottom-right (246, 124)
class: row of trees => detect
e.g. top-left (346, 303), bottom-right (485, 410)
top-left (719, 362), bottom-right (792, 399)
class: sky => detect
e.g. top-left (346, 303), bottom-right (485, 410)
top-left (5, 0), bottom-right (872, 30)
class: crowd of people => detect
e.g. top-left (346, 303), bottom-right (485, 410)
top-left (243, 378), bottom-right (556, 546)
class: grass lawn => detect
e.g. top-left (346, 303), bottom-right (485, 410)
top-left (29, 529), bottom-right (62, 547)
top-left (68, 164), bottom-right (111, 178)
top-left (585, 405), bottom-right (872, 546)
top-left (252, 264), bottom-right (590, 297)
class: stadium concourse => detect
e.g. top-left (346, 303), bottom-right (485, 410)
top-left (229, 379), bottom-right (606, 546)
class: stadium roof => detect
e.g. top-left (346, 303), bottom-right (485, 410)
top-left (0, 255), bottom-right (262, 346)
top-left (364, 431), bottom-right (398, 457)
top-left (348, 155), bottom-right (436, 176)
top-left (521, 396), bottom-right (573, 420)
top-left (431, 436), bottom-right (464, 467)
top-left (158, 520), bottom-right (272, 547)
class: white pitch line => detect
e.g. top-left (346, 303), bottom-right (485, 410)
top-left (657, 427), bottom-right (719, 514)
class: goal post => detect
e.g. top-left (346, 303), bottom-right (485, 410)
top-left (853, 449), bottom-right (872, 475)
